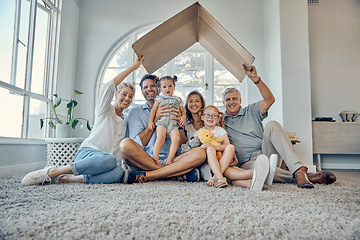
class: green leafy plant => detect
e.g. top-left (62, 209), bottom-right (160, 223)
top-left (40, 89), bottom-right (91, 131)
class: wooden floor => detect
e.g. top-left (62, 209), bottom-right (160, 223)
top-left (329, 169), bottom-right (360, 184)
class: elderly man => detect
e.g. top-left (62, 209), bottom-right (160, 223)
top-left (222, 65), bottom-right (336, 188)
top-left (120, 74), bottom-right (206, 183)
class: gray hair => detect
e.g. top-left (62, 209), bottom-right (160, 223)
top-left (117, 82), bottom-right (135, 94)
top-left (222, 87), bottom-right (241, 102)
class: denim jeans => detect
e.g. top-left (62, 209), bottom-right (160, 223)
top-left (70, 147), bottom-right (124, 184)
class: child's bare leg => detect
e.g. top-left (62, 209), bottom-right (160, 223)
top-left (208, 147), bottom-right (230, 188)
top-left (207, 147), bottom-right (223, 178)
top-left (224, 166), bottom-right (253, 180)
top-left (167, 129), bottom-right (180, 164)
top-left (224, 163), bottom-right (253, 189)
top-left (219, 144), bottom-right (235, 173)
top-left (231, 179), bottom-right (252, 188)
top-left (153, 126), bottom-right (167, 162)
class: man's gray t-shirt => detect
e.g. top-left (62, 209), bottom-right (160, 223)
top-left (224, 101), bottom-right (267, 164)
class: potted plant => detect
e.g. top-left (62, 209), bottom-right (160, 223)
top-left (40, 89), bottom-right (91, 137)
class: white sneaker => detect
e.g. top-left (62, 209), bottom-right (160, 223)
top-left (21, 166), bottom-right (55, 186)
top-left (250, 155), bottom-right (269, 192)
top-left (265, 154), bottom-right (278, 186)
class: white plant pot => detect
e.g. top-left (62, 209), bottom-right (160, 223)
top-left (56, 124), bottom-right (73, 138)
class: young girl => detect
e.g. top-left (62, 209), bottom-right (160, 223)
top-left (193, 105), bottom-right (235, 188)
top-left (195, 105), bottom-right (273, 190)
top-left (148, 76), bottom-right (186, 165)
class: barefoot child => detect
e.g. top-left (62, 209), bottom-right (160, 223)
top-left (148, 76), bottom-right (186, 165)
top-left (194, 105), bottom-right (275, 191)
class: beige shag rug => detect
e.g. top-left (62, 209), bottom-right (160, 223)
top-left (0, 175), bottom-right (359, 239)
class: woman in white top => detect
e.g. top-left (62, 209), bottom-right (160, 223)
top-left (22, 56), bottom-right (144, 185)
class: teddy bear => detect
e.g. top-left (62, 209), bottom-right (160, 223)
top-left (180, 135), bottom-right (202, 153)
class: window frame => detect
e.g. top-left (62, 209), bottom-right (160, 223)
top-left (0, 0), bottom-right (61, 140)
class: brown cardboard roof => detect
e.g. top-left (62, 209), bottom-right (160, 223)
top-left (132, 2), bottom-right (254, 82)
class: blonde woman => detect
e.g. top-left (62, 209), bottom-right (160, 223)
top-left (22, 56), bottom-right (144, 185)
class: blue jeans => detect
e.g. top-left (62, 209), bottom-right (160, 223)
top-left (70, 147), bottom-right (124, 184)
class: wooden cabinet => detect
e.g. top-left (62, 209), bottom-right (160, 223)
top-left (312, 122), bottom-right (360, 170)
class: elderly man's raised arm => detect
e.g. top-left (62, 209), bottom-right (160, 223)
top-left (243, 65), bottom-right (275, 115)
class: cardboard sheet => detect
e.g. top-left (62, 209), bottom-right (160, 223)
top-left (132, 2), bottom-right (255, 82)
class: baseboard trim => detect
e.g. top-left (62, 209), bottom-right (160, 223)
top-left (321, 163), bottom-right (360, 170)
top-left (0, 162), bottom-right (47, 177)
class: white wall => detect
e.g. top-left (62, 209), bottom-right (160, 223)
top-left (309, 0), bottom-right (360, 122)
top-left (263, 0), bottom-right (283, 125)
top-left (308, 0), bottom-right (360, 169)
top-left (278, 0), bottom-right (313, 167)
top-left (55, 0), bottom-right (81, 127)
top-left (0, 139), bottom-right (47, 176)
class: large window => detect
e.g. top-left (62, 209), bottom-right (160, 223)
top-left (0, 0), bottom-right (60, 139)
top-left (97, 24), bottom-right (247, 114)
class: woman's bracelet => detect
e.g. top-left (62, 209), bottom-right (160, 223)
top-left (254, 77), bottom-right (261, 85)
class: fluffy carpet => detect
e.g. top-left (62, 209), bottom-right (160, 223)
top-left (0, 175), bottom-right (359, 240)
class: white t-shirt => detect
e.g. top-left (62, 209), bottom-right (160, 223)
top-left (80, 80), bottom-right (126, 161)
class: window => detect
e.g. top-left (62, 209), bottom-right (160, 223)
top-left (0, 0), bottom-right (60, 139)
top-left (97, 24), bottom-right (247, 114)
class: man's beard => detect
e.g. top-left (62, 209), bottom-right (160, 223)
top-left (143, 91), bottom-right (157, 102)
